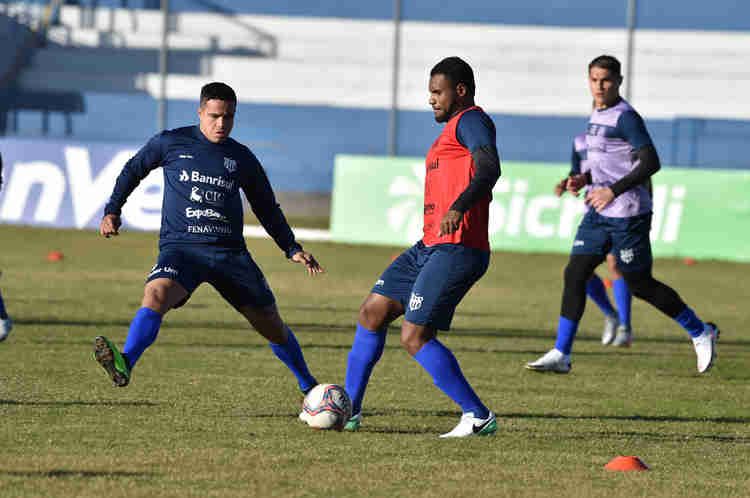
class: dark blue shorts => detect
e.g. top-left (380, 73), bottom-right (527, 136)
top-left (146, 245), bottom-right (275, 310)
top-left (372, 241), bottom-right (490, 330)
top-left (571, 211), bottom-right (653, 272)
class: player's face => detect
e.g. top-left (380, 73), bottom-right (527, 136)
top-left (198, 99), bottom-right (236, 143)
top-left (588, 66), bottom-right (622, 109)
top-left (429, 74), bottom-right (460, 123)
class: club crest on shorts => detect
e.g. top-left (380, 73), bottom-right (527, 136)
top-left (224, 157), bottom-right (237, 173)
top-left (620, 248), bottom-right (635, 264)
top-left (409, 292), bottom-right (424, 311)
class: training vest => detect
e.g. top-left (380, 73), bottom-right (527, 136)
top-left (422, 106), bottom-right (491, 251)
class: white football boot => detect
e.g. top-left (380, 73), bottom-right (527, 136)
top-left (0, 317), bottom-right (12, 342)
top-left (525, 348), bottom-right (571, 373)
top-left (601, 314), bottom-right (619, 345)
top-left (439, 411), bottom-right (497, 438)
top-left (692, 322), bottom-right (719, 373)
top-left (611, 324), bottom-right (632, 347)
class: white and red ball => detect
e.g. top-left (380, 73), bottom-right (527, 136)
top-left (301, 384), bottom-right (352, 431)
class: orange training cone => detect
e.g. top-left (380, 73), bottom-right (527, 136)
top-left (605, 456), bottom-right (650, 471)
top-left (46, 251), bottom-right (64, 262)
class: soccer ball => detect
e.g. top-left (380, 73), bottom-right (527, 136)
top-left (301, 384), bottom-right (352, 431)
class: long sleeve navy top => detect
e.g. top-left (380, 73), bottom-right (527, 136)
top-left (104, 126), bottom-right (301, 257)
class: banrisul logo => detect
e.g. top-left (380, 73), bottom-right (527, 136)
top-left (384, 169), bottom-right (686, 244)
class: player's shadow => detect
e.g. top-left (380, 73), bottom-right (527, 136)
top-left (520, 429), bottom-right (750, 445)
top-left (0, 399), bottom-right (159, 407)
top-left (498, 412), bottom-right (750, 425)
top-left (0, 469), bottom-right (156, 478)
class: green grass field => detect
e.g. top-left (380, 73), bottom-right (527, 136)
top-left (1, 225), bottom-right (748, 497)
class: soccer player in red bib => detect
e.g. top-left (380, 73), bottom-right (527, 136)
top-left (341, 57), bottom-right (501, 437)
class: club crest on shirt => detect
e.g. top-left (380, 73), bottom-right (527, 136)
top-left (620, 248), bottom-right (634, 264)
top-left (409, 292), bottom-right (424, 312)
top-left (224, 157), bottom-right (237, 173)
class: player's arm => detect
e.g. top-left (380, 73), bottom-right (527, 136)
top-left (241, 153), bottom-right (323, 275)
top-left (101, 134), bottom-right (165, 237)
top-left (587, 111), bottom-right (658, 211)
top-left (556, 143), bottom-right (581, 196)
top-left (441, 111), bottom-right (501, 235)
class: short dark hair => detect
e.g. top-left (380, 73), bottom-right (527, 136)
top-left (200, 82), bottom-right (237, 106)
top-left (588, 55), bottom-right (621, 76)
top-left (430, 56), bottom-right (476, 97)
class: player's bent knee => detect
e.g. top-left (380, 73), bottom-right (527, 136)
top-left (358, 295), bottom-right (393, 331)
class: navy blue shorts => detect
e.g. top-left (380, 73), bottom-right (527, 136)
top-left (571, 211), bottom-right (653, 272)
top-left (146, 245), bottom-right (275, 310)
top-left (372, 241), bottom-right (490, 331)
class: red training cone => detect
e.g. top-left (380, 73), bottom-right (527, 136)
top-left (605, 456), bottom-right (650, 471)
top-left (46, 251), bottom-right (64, 262)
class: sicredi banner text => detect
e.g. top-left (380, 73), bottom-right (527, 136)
top-left (331, 155), bottom-right (750, 262)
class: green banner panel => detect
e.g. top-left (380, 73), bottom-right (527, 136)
top-left (331, 155), bottom-right (750, 262)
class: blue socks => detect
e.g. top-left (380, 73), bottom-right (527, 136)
top-left (122, 307), bottom-right (163, 369)
top-left (586, 275), bottom-right (616, 318)
top-left (612, 278), bottom-right (632, 328)
top-left (345, 323), bottom-right (387, 415)
top-left (0, 289), bottom-right (8, 319)
top-left (414, 339), bottom-right (489, 419)
top-left (270, 327), bottom-right (317, 393)
top-left (674, 307), bottom-right (706, 338)
top-left (554, 316), bottom-right (579, 355)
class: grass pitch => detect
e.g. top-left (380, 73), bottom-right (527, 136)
top-left (0, 225), bottom-right (748, 497)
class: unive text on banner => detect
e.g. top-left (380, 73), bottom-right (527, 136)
top-left (0, 138), bottom-right (161, 231)
top-left (331, 155), bottom-right (750, 262)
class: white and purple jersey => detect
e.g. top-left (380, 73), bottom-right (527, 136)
top-left (584, 99), bottom-right (653, 218)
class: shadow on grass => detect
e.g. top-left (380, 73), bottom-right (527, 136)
top-left (16, 317), bottom-right (750, 347)
top-left (0, 469), bottom-right (155, 478)
top-left (0, 399), bottom-right (158, 407)
top-left (362, 408), bottom-right (750, 426)
top-left (523, 429), bottom-right (750, 444)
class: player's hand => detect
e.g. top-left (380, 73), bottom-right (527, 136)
top-left (586, 187), bottom-right (615, 212)
top-left (291, 250), bottom-right (325, 276)
top-left (554, 177), bottom-right (568, 197)
top-left (438, 210), bottom-right (463, 236)
top-left (100, 214), bottom-right (122, 238)
top-left (566, 174), bottom-right (588, 197)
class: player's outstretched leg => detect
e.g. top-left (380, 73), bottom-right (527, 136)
top-left (268, 325), bottom-right (318, 394)
top-left (622, 270), bottom-right (719, 373)
top-left (401, 322), bottom-right (495, 438)
top-left (585, 274), bottom-right (618, 345)
top-left (0, 288), bottom-right (12, 342)
top-left (93, 307), bottom-right (163, 387)
top-left (527, 254), bottom-right (602, 373)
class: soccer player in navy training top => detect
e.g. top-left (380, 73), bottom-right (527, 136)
top-left (332, 57), bottom-right (501, 438)
top-left (0, 152), bottom-right (12, 341)
top-left (94, 82), bottom-right (322, 399)
top-left (554, 130), bottom-right (635, 347)
top-left (527, 55), bottom-right (719, 374)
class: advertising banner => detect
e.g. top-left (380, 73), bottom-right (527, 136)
top-left (0, 137), bottom-right (162, 231)
top-left (331, 155), bottom-right (750, 262)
